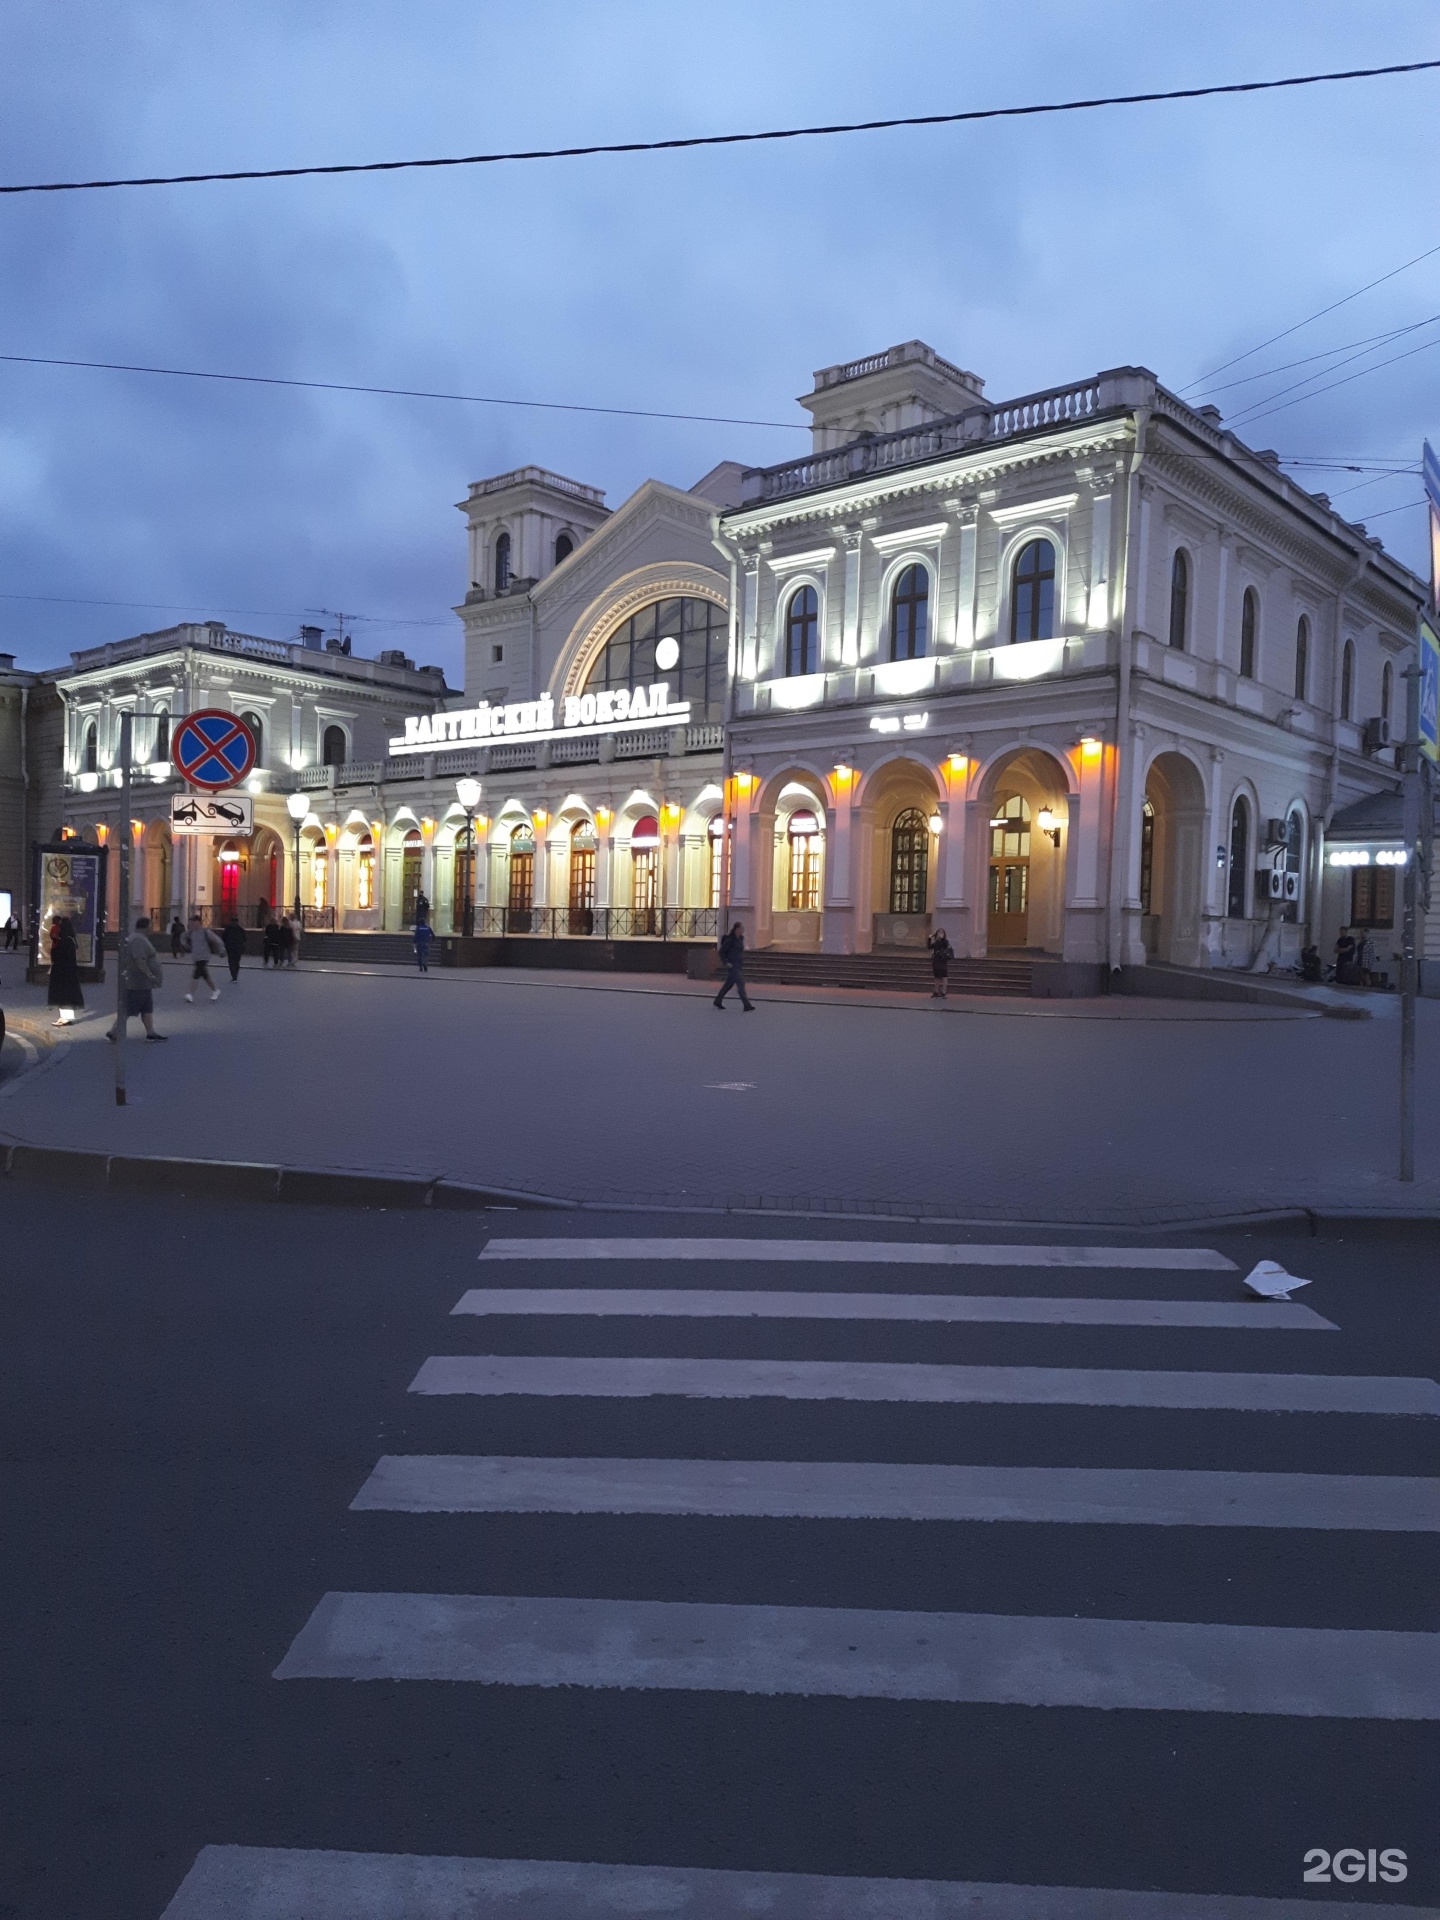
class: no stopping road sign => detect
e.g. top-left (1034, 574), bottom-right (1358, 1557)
top-left (171, 709), bottom-right (257, 791)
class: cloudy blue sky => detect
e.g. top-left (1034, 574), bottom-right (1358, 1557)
top-left (2, 0), bottom-right (1438, 680)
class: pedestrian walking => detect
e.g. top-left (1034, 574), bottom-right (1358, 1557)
top-left (928, 926), bottom-right (954, 999)
top-left (220, 915), bottom-right (246, 983)
top-left (2, 912), bottom-right (19, 951)
top-left (108, 915), bottom-right (167, 1042)
top-left (184, 915), bottom-right (224, 1002)
top-left (46, 916), bottom-right (84, 1026)
top-left (281, 913), bottom-right (300, 968)
top-left (414, 917), bottom-right (433, 972)
top-left (262, 917), bottom-right (281, 968)
top-left (169, 915), bottom-right (185, 958)
top-left (713, 920), bottom-right (755, 1011)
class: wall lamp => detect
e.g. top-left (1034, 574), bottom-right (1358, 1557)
top-left (927, 811), bottom-right (944, 836)
top-left (1036, 807), bottom-right (1062, 847)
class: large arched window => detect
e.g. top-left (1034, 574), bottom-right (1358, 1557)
top-left (786, 809), bottom-right (822, 911)
top-left (1168, 550), bottom-right (1189, 651)
top-left (239, 709), bottom-right (262, 766)
top-left (1382, 660), bottom-right (1394, 727)
top-left (889, 807), bottom-right (930, 915)
top-left (1294, 617), bottom-right (1309, 702)
top-left (1239, 589), bottom-right (1258, 679)
top-left (629, 814), bottom-right (659, 925)
top-left (400, 827), bottom-right (424, 928)
top-left (322, 724), bottom-right (347, 766)
top-left (554, 532), bottom-right (574, 567)
top-left (1284, 805), bottom-right (1305, 923)
top-left (708, 814), bottom-right (728, 908)
top-left (583, 595), bottom-right (727, 724)
top-left (152, 707), bottom-right (170, 762)
top-left (494, 530), bottom-right (511, 595)
top-left (82, 720), bottom-right (98, 774)
top-left (568, 818), bottom-right (596, 933)
top-left (784, 585), bottom-right (819, 676)
top-left (507, 819), bottom-right (534, 928)
top-left (1011, 539), bottom-right (1057, 643)
top-left (1227, 796), bottom-right (1250, 919)
top-left (1139, 798), bottom-right (1156, 915)
top-left (1341, 639), bottom-right (1356, 721)
top-left (355, 832), bottom-right (375, 910)
top-left (889, 565), bottom-right (929, 661)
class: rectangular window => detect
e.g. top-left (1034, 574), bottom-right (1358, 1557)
top-left (1350, 867), bottom-right (1395, 928)
top-left (492, 644), bottom-right (504, 664)
top-left (787, 838), bottom-right (821, 911)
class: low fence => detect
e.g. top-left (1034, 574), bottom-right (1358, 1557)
top-left (461, 905), bottom-right (719, 941)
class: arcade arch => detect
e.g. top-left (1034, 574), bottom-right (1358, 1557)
top-left (974, 747), bottom-right (1072, 953)
top-left (1139, 750), bottom-right (1207, 966)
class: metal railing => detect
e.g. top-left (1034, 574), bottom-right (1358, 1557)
top-left (462, 904), bottom-right (719, 941)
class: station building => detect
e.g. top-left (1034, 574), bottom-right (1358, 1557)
top-left (9, 338), bottom-right (1431, 991)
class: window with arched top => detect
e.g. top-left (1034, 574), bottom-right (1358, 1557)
top-left (322, 725), bottom-right (347, 767)
top-left (239, 710), bottom-right (261, 766)
top-left (1227, 796), bottom-right (1249, 919)
top-left (889, 807), bottom-right (931, 915)
top-left (786, 809), bottom-right (823, 911)
top-left (82, 720), bottom-right (98, 773)
top-left (784, 585), bottom-right (819, 676)
top-left (1239, 589), bottom-right (1258, 679)
top-left (152, 707), bottom-right (170, 762)
top-left (1284, 804), bottom-right (1305, 923)
top-left (1341, 639), bottom-right (1356, 721)
top-left (1294, 617), bottom-right (1309, 702)
top-left (707, 813), bottom-right (729, 908)
top-left (494, 530), bottom-right (512, 594)
top-left (1382, 660), bottom-right (1394, 726)
top-left (889, 565), bottom-right (929, 661)
top-left (1011, 539), bottom-right (1057, 643)
top-left (1168, 550), bottom-right (1189, 651)
top-left (355, 832), bottom-right (375, 910)
top-left (1139, 798), bottom-right (1156, 915)
top-left (568, 817), bottom-right (596, 929)
top-left (584, 596), bottom-right (727, 723)
top-left (554, 532), bottom-right (573, 567)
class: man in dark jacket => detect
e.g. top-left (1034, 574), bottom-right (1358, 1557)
top-left (220, 917), bottom-right (247, 982)
top-left (714, 921), bottom-right (754, 1011)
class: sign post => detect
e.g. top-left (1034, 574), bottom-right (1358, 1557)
top-left (1404, 451), bottom-right (1440, 1179)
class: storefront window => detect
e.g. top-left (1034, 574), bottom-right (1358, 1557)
top-left (786, 810), bottom-right (822, 911)
top-left (356, 835), bottom-right (375, 909)
top-left (585, 596), bottom-right (727, 723)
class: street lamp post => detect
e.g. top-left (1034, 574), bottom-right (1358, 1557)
top-left (456, 777), bottom-right (481, 937)
top-left (286, 790), bottom-right (309, 928)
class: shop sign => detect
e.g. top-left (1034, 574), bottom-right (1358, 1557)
top-left (389, 680), bottom-right (689, 756)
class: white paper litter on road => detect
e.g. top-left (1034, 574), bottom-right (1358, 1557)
top-left (1242, 1260), bottom-right (1312, 1301)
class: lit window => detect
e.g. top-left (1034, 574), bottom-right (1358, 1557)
top-left (356, 834), bottom-right (374, 909)
top-left (1011, 540), bottom-right (1056, 643)
top-left (708, 814), bottom-right (728, 907)
top-left (786, 809), bottom-right (822, 910)
top-left (889, 566), bottom-right (929, 661)
top-left (889, 808), bottom-right (930, 914)
top-left (630, 814), bottom-right (659, 913)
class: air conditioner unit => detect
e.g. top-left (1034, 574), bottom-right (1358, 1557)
top-left (1362, 716), bottom-right (1390, 754)
top-left (1282, 871), bottom-right (1301, 902)
top-left (1263, 817), bottom-right (1288, 850)
top-left (1256, 866), bottom-right (1286, 900)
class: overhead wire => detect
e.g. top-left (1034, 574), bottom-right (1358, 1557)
top-left (2, 57), bottom-right (1438, 195)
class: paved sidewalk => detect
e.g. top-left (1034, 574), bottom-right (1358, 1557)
top-left (0, 957), bottom-right (1434, 1223)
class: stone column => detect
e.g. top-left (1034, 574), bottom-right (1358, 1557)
top-left (821, 767), bottom-right (856, 953)
top-left (953, 510), bottom-right (978, 649)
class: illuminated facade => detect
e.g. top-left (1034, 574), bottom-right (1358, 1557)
top-left (714, 346), bottom-right (1425, 977)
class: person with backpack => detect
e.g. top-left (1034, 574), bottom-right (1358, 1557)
top-left (414, 915), bottom-right (434, 973)
top-left (184, 915), bottom-right (224, 1002)
top-left (713, 920), bottom-right (754, 1011)
top-left (928, 926), bottom-right (954, 999)
top-left (107, 915), bottom-right (167, 1042)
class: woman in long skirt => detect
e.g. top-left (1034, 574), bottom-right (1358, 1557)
top-left (47, 917), bottom-right (85, 1026)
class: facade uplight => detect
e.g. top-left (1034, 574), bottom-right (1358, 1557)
top-left (1078, 734), bottom-right (1103, 756)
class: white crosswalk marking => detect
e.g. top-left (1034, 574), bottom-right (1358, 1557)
top-left (452, 1287), bottom-right (1336, 1328)
top-left (479, 1237), bottom-right (1240, 1269)
top-left (409, 1352), bottom-right (1440, 1414)
top-left (274, 1590), bottom-right (1440, 1717)
top-left (160, 1845), bottom-right (1440, 1919)
top-left (164, 1230), bottom-right (1437, 1916)
top-left (350, 1454), bottom-right (1440, 1531)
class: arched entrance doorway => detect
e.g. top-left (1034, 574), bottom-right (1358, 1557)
top-left (988, 795), bottom-right (1031, 947)
top-left (506, 820), bottom-right (534, 931)
top-left (217, 840), bottom-right (243, 919)
top-left (978, 747), bottom-right (1070, 955)
top-left (400, 828), bottom-right (424, 926)
top-left (1140, 752), bottom-right (1207, 965)
top-left (629, 814), bottom-right (659, 934)
top-left (568, 819), bottom-right (597, 934)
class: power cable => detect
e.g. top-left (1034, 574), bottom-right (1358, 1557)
top-left (1197, 314), bottom-right (1440, 399)
top-left (1182, 235), bottom-right (1440, 392)
top-left (0, 589), bottom-right (452, 626)
top-left (1224, 314), bottom-right (1440, 426)
top-left (1228, 328), bottom-right (1440, 430)
top-left (2, 58), bottom-right (1438, 195)
top-left (0, 351), bottom-right (805, 431)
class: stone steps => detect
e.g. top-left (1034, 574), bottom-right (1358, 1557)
top-left (741, 950), bottom-right (1034, 996)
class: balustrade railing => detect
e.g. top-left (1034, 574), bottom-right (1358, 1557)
top-left (461, 904), bottom-right (718, 941)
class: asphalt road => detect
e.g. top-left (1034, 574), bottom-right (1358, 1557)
top-left (1, 1186), bottom-right (1437, 1917)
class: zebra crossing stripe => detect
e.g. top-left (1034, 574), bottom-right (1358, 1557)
top-left (273, 1591), bottom-right (1440, 1718)
top-left (479, 1238), bottom-right (1240, 1270)
top-left (408, 1354), bottom-right (1440, 1415)
top-left (452, 1287), bottom-right (1334, 1328)
top-left (350, 1455), bottom-right (1440, 1531)
top-left (159, 1844), bottom-right (1439, 1919)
